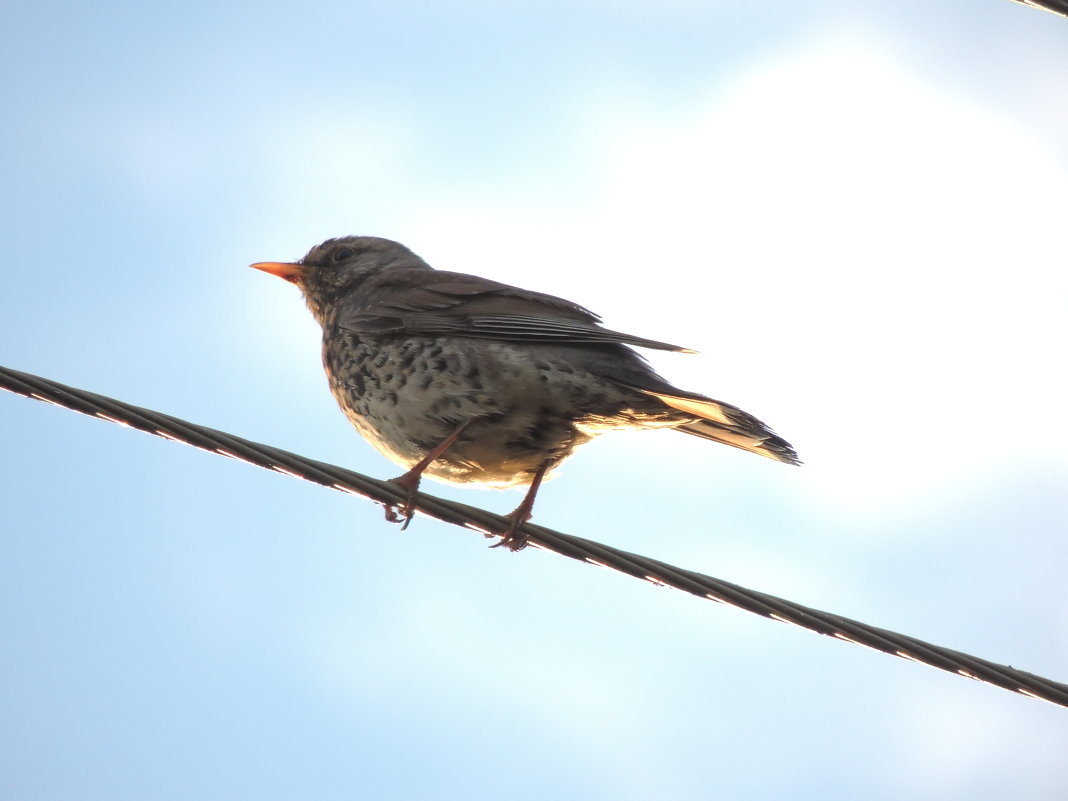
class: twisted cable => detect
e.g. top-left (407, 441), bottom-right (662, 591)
top-left (2, 363), bottom-right (1066, 708)
top-left (1010, 0), bottom-right (1068, 17)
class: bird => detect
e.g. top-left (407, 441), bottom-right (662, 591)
top-left (252, 236), bottom-right (799, 549)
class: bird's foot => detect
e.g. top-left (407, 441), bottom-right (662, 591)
top-left (491, 511), bottom-right (532, 552)
top-left (489, 521), bottom-right (527, 551)
top-left (489, 461), bottom-right (550, 552)
top-left (385, 470), bottom-right (422, 530)
top-left (382, 418), bottom-right (479, 530)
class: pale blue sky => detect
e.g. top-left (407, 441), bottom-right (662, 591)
top-left (2, 1), bottom-right (1067, 799)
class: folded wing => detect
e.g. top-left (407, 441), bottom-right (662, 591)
top-left (336, 269), bottom-right (694, 353)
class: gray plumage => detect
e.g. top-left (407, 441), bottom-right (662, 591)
top-left (252, 235), bottom-right (798, 543)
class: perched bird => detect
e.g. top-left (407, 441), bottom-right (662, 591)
top-left (252, 236), bottom-right (798, 549)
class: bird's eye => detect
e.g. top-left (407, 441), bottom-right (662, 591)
top-left (332, 246), bottom-right (355, 263)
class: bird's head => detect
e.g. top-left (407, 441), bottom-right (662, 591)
top-left (251, 235), bottom-right (431, 326)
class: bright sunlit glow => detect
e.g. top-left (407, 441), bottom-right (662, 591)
top-left (405, 41), bottom-right (1067, 512)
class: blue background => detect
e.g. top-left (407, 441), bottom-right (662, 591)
top-left (2, 1), bottom-right (1067, 798)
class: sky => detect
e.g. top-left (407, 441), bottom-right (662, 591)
top-left (2, 0), bottom-right (1067, 798)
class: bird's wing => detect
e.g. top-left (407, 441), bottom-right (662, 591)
top-left (336, 269), bottom-right (694, 353)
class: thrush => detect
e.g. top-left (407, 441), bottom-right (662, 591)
top-left (252, 236), bottom-right (799, 549)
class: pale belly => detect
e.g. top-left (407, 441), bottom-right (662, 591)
top-left (322, 333), bottom-right (681, 487)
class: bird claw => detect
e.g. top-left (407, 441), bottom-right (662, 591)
top-left (385, 472), bottom-right (421, 529)
top-left (382, 502), bottom-right (416, 529)
top-left (491, 534), bottom-right (529, 552)
top-left (490, 511), bottom-right (532, 552)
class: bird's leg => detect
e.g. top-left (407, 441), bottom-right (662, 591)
top-left (387, 418), bottom-right (477, 530)
top-left (492, 460), bottom-right (551, 552)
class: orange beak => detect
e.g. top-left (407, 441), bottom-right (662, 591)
top-left (250, 261), bottom-right (306, 284)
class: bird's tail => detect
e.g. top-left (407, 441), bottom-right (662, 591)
top-left (641, 390), bottom-right (801, 465)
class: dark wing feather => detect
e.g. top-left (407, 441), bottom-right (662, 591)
top-left (337, 269), bottom-right (694, 353)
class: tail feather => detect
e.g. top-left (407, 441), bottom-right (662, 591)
top-left (643, 390), bottom-right (801, 465)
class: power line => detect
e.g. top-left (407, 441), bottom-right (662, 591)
top-left (1009, 0), bottom-right (1068, 17)
top-left (2, 363), bottom-right (1066, 708)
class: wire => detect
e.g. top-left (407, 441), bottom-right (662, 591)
top-left (3, 363), bottom-right (1067, 708)
top-left (1009, 0), bottom-right (1068, 17)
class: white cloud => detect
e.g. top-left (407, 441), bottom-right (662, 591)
top-left (246, 36), bottom-right (1067, 511)
top-left (408, 39), bottom-right (1068, 508)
